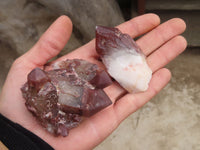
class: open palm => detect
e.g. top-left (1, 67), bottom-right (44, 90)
top-left (0, 14), bottom-right (186, 150)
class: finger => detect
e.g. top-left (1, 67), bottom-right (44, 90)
top-left (118, 13), bottom-right (160, 37)
top-left (56, 13), bottom-right (161, 61)
top-left (147, 35), bottom-right (187, 72)
top-left (114, 68), bottom-right (171, 123)
top-left (137, 18), bottom-right (186, 56)
top-left (20, 15), bottom-right (72, 67)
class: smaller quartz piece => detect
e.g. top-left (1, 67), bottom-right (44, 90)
top-left (21, 59), bottom-right (112, 136)
top-left (96, 26), bottom-right (152, 93)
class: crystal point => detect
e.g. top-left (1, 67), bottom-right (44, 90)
top-left (96, 26), bottom-right (152, 93)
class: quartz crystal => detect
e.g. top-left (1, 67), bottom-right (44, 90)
top-left (21, 59), bottom-right (112, 136)
top-left (96, 26), bottom-right (152, 93)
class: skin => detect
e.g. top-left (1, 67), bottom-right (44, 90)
top-left (0, 14), bottom-right (187, 150)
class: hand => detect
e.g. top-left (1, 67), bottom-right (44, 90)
top-left (0, 14), bottom-right (186, 150)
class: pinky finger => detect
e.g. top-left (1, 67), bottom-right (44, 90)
top-left (114, 68), bottom-right (171, 123)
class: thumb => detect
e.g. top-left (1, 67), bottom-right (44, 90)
top-left (20, 15), bottom-right (72, 67)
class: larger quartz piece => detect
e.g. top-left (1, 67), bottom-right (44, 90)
top-left (21, 59), bottom-right (112, 136)
top-left (96, 26), bottom-right (152, 93)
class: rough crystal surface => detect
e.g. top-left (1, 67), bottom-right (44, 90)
top-left (96, 26), bottom-right (152, 93)
top-left (21, 59), bottom-right (112, 136)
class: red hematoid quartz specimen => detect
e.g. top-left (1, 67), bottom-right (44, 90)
top-left (96, 26), bottom-right (152, 93)
top-left (21, 59), bottom-right (112, 136)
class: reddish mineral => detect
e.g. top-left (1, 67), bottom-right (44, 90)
top-left (96, 26), bottom-right (152, 93)
top-left (21, 59), bottom-right (112, 136)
